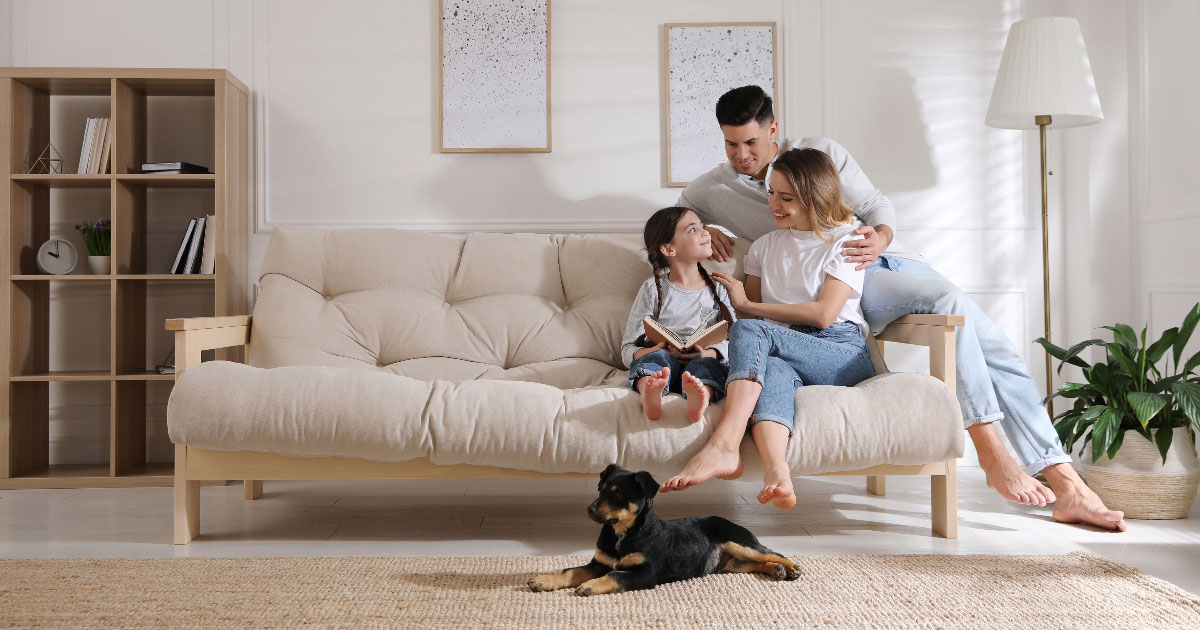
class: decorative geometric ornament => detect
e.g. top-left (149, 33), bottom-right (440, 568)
top-left (25, 142), bottom-right (65, 175)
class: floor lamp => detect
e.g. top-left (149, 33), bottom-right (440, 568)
top-left (985, 17), bottom-right (1103, 409)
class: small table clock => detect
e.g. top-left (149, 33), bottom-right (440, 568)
top-left (36, 239), bottom-right (79, 275)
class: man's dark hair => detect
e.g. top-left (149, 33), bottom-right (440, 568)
top-left (715, 85), bottom-right (774, 127)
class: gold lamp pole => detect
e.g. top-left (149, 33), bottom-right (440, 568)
top-left (986, 17), bottom-right (1103, 412)
top-left (1036, 114), bottom-right (1053, 412)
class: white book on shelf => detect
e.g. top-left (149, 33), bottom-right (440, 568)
top-left (77, 118), bottom-right (95, 174)
top-left (169, 218), bottom-right (198, 274)
top-left (183, 217), bottom-right (206, 274)
top-left (199, 214), bottom-right (216, 275)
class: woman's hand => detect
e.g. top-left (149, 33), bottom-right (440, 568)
top-left (710, 272), bottom-right (749, 309)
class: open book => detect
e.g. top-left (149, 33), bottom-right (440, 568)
top-left (643, 318), bottom-right (728, 351)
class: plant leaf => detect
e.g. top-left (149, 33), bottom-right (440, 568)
top-left (1172, 380), bottom-right (1200, 430)
top-left (1147, 327), bottom-right (1178, 367)
top-left (1103, 324), bottom-right (1139, 353)
top-left (1107, 428), bottom-right (1125, 459)
top-left (1104, 343), bottom-right (1140, 380)
top-left (1090, 408), bottom-right (1119, 462)
top-left (1184, 348), bottom-right (1200, 377)
top-left (1173, 302), bottom-right (1200, 367)
top-left (1155, 426), bottom-right (1175, 465)
top-left (1060, 338), bottom-right (1105, 373)
top-left (1126, 391), bottom-right (1170, 428)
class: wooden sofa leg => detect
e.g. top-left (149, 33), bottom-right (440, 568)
top-left (866, 475), bottom-right (886, 496)
top-left (244, 480), bottom-right (263, 500)
top-left (174, 444), bottom-right (199, 544)
top-left (931, 459), bottom-right (958, 539)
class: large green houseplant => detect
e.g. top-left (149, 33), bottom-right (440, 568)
top-left (1036, 302), bottom-right (1200, 518)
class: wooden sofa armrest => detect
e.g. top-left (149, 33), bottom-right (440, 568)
top-left (875, 313), bottom-right (965, 394)
top-left (166, 315), bottom-right (252, 331)
top-left (166, 316), bottom-right (252, 377)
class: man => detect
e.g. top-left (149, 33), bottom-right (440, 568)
top-left (662, 85), bottom-right (1125, 531)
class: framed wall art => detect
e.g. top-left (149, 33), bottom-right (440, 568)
top-left (439, 0), bottom-right (551, 152)
top-left (663, 22), bottom-right (778, 186)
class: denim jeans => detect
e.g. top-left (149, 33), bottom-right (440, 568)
top-left (862, 255), bottom-right (1072, 474)
top-left (726, 319), bottom-right (876, 434)
top-left (628, 350), bottom-right (729, 402)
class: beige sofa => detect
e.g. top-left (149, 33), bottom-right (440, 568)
top-left (167, 227), bottom-right (965, 544)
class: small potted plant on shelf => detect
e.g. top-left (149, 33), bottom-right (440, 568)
top-left (1037, 302), bottom-right (1200, 519)
top-left (75, 218), bottom-right (111, 275)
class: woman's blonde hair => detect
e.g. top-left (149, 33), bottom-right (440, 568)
top-left (772, 148), bottom-right (855, 241)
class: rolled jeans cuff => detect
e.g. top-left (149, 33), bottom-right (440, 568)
top-left (963, 412), bottom-right (1004, 430)
top-left (726, 370), bottom-right (763, 387)
top-left (1025, 454), bottom-right (1074, 477)
top-left (748, 413), bottom-right (794, 436)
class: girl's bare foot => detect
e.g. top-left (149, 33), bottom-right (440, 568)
top-left (681, 372), bottom-right (711, 424)
top-left (659, 444), bottom-right (743, 492)
top-left (758, 464), bottom-right (796, 509)
top-left (639, 368), bottom-right (670, 420)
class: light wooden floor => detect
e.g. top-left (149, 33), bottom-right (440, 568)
top-left (0, 467), bottom-right (1196, 594)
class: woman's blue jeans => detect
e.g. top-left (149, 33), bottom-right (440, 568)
top-left (726, 319), bottom-right (876, 434)
top-left (862, 255), bottom-right (1072, 475)
top-left (629, 350), bottom-right (729, 402)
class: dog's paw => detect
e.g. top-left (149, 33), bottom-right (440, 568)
top-left (574, 584), bottom-right (596, 597)
top-left (765, 562), bottom-right (801, 581)
top-left (528, 575), bottom-right (557, 592)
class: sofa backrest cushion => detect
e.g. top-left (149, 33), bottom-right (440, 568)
top-left (250, 227), bottom-right (746, 378)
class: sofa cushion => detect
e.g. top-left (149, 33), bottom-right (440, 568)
top-left (168, 361), bottom-right (963, 477)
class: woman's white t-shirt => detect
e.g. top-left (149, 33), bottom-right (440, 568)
top-left (743, 221), bottom-right (869, 336)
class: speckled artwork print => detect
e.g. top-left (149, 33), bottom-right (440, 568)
top-left (667, 24), bottom-right (775, 183)
top-left (441, 0), bottom-right (549, 150)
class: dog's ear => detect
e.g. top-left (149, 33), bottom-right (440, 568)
top-left (600, 463), bottom-right (622, 483)
top-left (634, 471), bottom-right (659, 499)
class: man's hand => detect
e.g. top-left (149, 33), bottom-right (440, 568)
top-left (705, 227), bottom-right (734, 263)
top-left (842, 224), bottom-right (893, 271)
top-left (710, 272), bottom-right (749, 310)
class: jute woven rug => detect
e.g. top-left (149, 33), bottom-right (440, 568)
top-left (1, 552), bottom-right (1197, 629)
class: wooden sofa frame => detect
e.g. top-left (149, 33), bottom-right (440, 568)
top-left (168, 313), bottom-right (965, 544)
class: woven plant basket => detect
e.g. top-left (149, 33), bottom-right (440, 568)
top-left (1083, 426), bottom-right (1200, 519)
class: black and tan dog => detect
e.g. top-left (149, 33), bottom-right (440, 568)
top-left (528, 464), bottom-right (799, 596)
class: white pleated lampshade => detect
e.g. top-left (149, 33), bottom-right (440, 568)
top-left (986, 17), bottom-right (1103, 129)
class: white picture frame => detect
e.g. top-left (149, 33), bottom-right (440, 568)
top-left (439, 0), bottom-right (552, 153)
top-left (664, 22), bottom-right (779, 186)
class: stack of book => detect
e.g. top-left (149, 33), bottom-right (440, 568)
top-left (141, 161), bottom-right (210, 175)
top-left (77, 117), bottom-right (113, 174)
top-left (169, 215), bottom-right (217, 275)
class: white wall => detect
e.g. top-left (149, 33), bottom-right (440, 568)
top-left (4, 0), bottom-right (1173, 466)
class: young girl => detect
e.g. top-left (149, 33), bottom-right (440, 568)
top-left (659, 148), bottom-right (878, 508)
top-left (621, 207), bottom-right (737, 423)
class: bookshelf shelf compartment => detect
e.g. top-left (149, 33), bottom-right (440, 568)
top-left (2, 67), bottom-right (249, 488)
top-left (117, 174), bottom-right (216, 189)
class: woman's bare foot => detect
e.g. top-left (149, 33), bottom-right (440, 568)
top-left (638, 368), bottom-right (670, 420)
top-left (659, 443), bottom-right (743, 492)
top-left (970, 423), bottom-right (1056, 506)
top-left (758, 464), bottom-right (796, 509)
top-left (681, 372), bottom-right (711, 424)
top-left (1042, 464), bottom-right (1127, 531)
